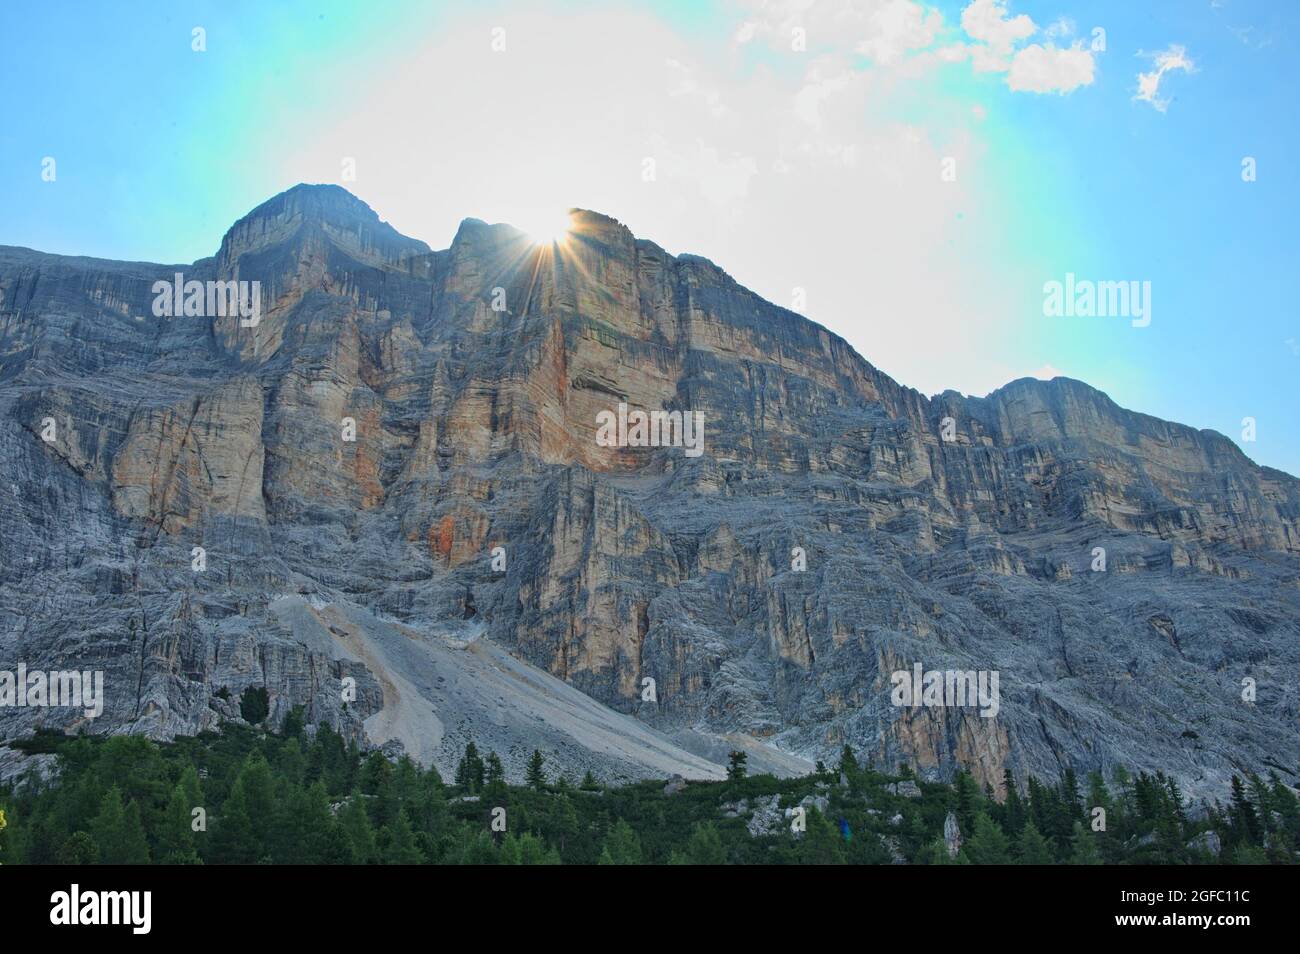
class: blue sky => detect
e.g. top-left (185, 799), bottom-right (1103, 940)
top-left (2, 0), bottom-right (1296, 475)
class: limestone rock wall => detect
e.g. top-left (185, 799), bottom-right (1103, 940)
top-left (1, 184), bottom-right (1296, 794)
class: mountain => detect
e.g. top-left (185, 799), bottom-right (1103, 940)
top-left (1, 183), bottom-right (1296, 794)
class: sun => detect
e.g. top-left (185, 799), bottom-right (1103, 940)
top-left (520, 210), bottom-right (574, 247)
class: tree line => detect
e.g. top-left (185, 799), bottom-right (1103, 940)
top-left (0, 720), bottom-right (1295, 865)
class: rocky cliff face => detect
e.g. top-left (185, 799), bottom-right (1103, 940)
top-left (2, 184), bottom-right (1297, 793)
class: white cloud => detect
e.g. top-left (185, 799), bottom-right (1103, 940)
top-left (965, 42), bottom-right (1012, 73)
top-left (733, 0), bottom-right (943, 66)
top-left (960, 0), bottom-right (1036, 62)
top-left (1134, 44), bottom-right (1195, 112)
top-left (1029, 363), bottom-right (1066, 380)
top-left (854, 0), bottom-right (943, 65)
top-left (733, 1), bottom-right (1096, 98)
top-left (954, 1), bottom-right (1094, 94)
top-left (1043, 17), bottom-right (1076, 39)
top-left (1007, 44), bottom-right (1095, 94)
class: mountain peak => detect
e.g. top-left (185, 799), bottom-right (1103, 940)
top-left (237, 182), bottom-right (381, 229)
top-left (449, 207), bottom-right (635, 250)
top-left (216, 183), bottom-right (429, 270)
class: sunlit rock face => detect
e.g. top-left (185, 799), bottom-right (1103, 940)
top-left (1, 184), bottom-right (1297, 792)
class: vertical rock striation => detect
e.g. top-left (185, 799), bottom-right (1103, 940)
top-left (1, 184), bottom-right (1296, 792)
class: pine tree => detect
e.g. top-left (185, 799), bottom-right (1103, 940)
top-left (954, 771), bottom-right (979, 834)
top-left (797, 808), bottom-right (846, 865)
top-left (1059, 767), bottom-right (1081, 818)
top-left (1001, 769), bottom-right (1025, 836)
top-left (921, 836), bottom-right (959, 865)
top-left (380, 808), bottom-right (424, 864)
top-left (392, 756), bottom-right (422, 805)
top-left (360, 750), bottom-right (393, 795)
top-left (1230, 775), bottom-right (1261, 846)
top-left (339, 792), bottom-right (378, 864)
top-left (455, 742), bottom-right (485, 793)
top-left (1247, 773), bottom-right (1273, 837)
top-left (235, 752), bottom-right (277, 848)
top-left (457, 828), bottom-right (499, 865)
top-left (277, 743), bottom-right (306, 791)
top-left (1016, 818), bottom-right (1054, 865)
top-left (516, 831), bottom-right (561, 865)
top-left (212, 781), bottom-right (258, 864)
top-left (91, 787), bottom-right (150, 864)
top-left (156, 780), bottom-right (200, 864)
top-left (580, 770), bottom-right (601, 792)
top-left (1231, 844), bottom-right (1269, 865)
top-left (686, 821), bottom-right (728, 868)
top-left (837, 744), bottom-right (858, 776)
top-left (1086, 770), bottom-right (1114, 826)
top-left (311, 724), bottom-right (349, 795)
top-left (543, 793), bottom-right (579, 857)
top-left (321, 820), bottom-right (355, 865)
top-left (1165, 774), bottom-right (1188, 827)
top-left (1026, 775), bottom-right (1051, 839)
top-left (56, 831), bottom-right (100, 865)
top-left (178, 765), bottom-right (203, 817)
top-left (275, 780), bottom-right (333, 864)
top-left (961, 813), bottom-right (1011, 865)
top-left (483, 751), bottom-right (508, 802)
top-left (1269, 773), bottom-right (1299, 837)
top-left (239, 686), bottom-right (270, 725)
top-left (597, 819), bottom-right (643, 865)
top-left (726, 750), bottom-right (748, 782)
top-left (682, 822), bottom-right (727, 865)
top-left (525, 749), bottom-right (547, 791)
top-left (408, 769), bottom-right (450, 838)
top-left (281, 705), bottom-right (306, 739)
top-left (1068, 821), bottom-right (1103, 865)
top-left (498, 832), bottom-right (524, 865)
top-left (345, 737), bottom-right (361, 791)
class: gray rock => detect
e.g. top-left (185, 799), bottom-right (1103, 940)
top-left (799, 793), bottom-right (829, 814)
top-left (2, 183), bottom-right (1297, 798)
top-left (944, 811), bottom-right (962, 857)
top-left (881, 835), bottom-right (907, 864)
top-left (0, 745), bottom-right (58, 791)
top-left (746, 795), bottom-right (784, 837)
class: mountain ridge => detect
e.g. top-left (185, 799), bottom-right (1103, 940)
top-left (1, 183), bottom-right (1297, 796)
top-left (2, 182), bottom-right (1283, 479)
